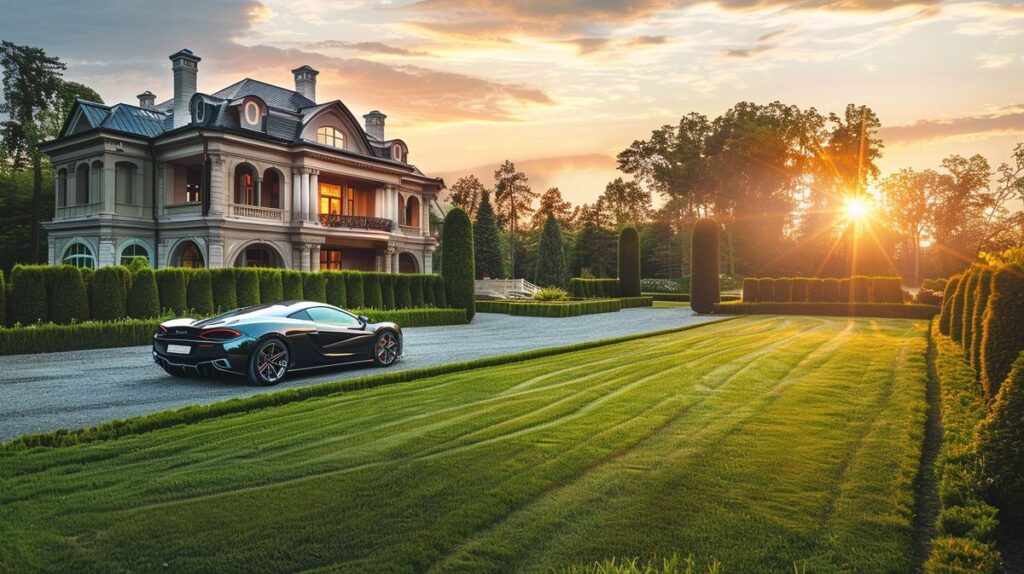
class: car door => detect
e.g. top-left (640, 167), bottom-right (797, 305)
top-left (305, 306), bottom-right (374, 364)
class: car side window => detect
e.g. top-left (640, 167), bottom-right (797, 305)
top-left (288, 310), bottom-right (313, 322)
top-left (306, 307), bottom-right (362, 328)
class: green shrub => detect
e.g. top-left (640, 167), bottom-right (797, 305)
top-left (210, 269), bottom-right (237, 311)
top-left (505, 298), bottom-right (620, 317)
top-left (790, 277), bottom-right (809, 302)
top-left (569, 278), bottom-right (620, 298)
top-left (353, 307), bottom-right (468, 328)
top-left (422, 274), bottom-right (436, 307)
top-left (851, 275), bottom-right (872, 303)
top-left (432, 275), bottom-right (447, 308)
top-left (0, 269), bottom-right (6, 327)
top-left (979, 266), bottom-right (1024, 396)
top-left (772, 278), bottom-right (791, 303)
top-left (410, 275), bottom-right (425, 307)
top-left (10, 265), bottom-right (48, 325)
top-left (742, 278), bottom-right (759, 303)
top-left (937, 505), bottom-right (997, 542)
top-left (155, 269), bottom-right (187, 314)
top-left (922, 277), bottom-right (948, 292)
top-left (126, 268), bottom-right (160, 318)
top-left (713, 301), bottom-right (939, 319)
top-left (839, 278), bottom-right (851, 303)
top-left (362, 273), bottom-right (383, 309)
top-left (949, 270), bottom-right (973, 345)
top-left (939, 274), bottom-right (962, 336)
top-left (617, 227), bottom-right (641, 297)
top-left (619, 296), bottom-right (653, 309)
top-left (441, 208), bottom-right (475, 321)
top-left (49, 266), bottom-right (89, 324)
top-left (475, 300), bottom-right (511, 314)
top-left (534, 287), bottom-right (569, 301)
top-left (379, 274), bottom-right (396, 309)
top-left (258, 269), bottom-right (282, 304)
top-left (281, 270), bottom-right (304, 301)
top-left (303, 272), bottom-right (327, 303)
top-left (0, 318), bottom-right (160, 355)
top-left (872, 277), bottom-right (903, 303)
top-left (91, 266), bottom-right (127, 321)
top-left (969, 269), bottom-right (993, 370)
top-left (344, 272), bottom-right (364, 308)
top-left (959, 271), bottom-right (980, 353)
top-left (690, 218), bottom-right (719, 314)
top-left (822, 278), bottom-right (840, 303)
top-left (535, 211), bottom-right (567, 288)
top-left (325, 271), bottom-right (346, 308)
top-left (185, 269), bottom-right (214, 315)
top-left (807, 278), bottom-right (825, 302)
top-left (924, 537), bottom-right (998, 574)
top-left (757, 278), bottom-right (774, 303)
top-left (976, 352), bottom-right (1024, 517)
top-left (395, 275), bottom-right (412, 309)
top-left (234, 269), bottom-right (261, 307)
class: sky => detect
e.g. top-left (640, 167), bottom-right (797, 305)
top-left (2, 0), bottom-right (1023, 207)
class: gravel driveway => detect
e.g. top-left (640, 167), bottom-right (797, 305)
top-left (0, 307), bottom-right (722, 441)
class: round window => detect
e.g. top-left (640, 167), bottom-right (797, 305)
top-left (244, 101), bottom-right (261, 125)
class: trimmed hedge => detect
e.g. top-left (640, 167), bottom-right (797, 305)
top-left (127, 268), bottom-right (160, 319)
top-left (851, 275), bottom-right (872, 303)
top-left (690, 218), bottom-right (719, 314)
top-left (441, 207), bottom-right (475, 321)
top-left (258, 269), bottom-right (283, 305)
top-left (0, 270), bottom-right (5, 327)
top-left (325, 272), bottom-right (346, 308)
top-left (949, 270), bottom-right (972, 345)
top-left (91, 266), bottom-right (128, 321)
top-left (712, 301), bottom-right (939, 319)
top-left (210, 268), bottom-right (237, 312)
top-left (281, 270), bottom-right (304, 301)
top-left (926, 323), bottom-right (1001, 573)
top-left (980, 265), bottom-right (1024, 397)
top-left (155, 269), bottom-right (187, 314)
top-left (49, 266), bottom-right (89, 324)
top-left (790, 277), bottom-right (809, 303)
top-left (969, 268), bottom-right (992, 370)
top-left (823, 278), bottom-right (840, 303)
top-left (959, 271), bottom-right (980, 355)
top-left (476, 298), bottom-right (623, 317)
top-left (186, 269), bottom-right (214, 315)
top-left (618, 296), bottom-right (653, 309)
top-left (772, 279), bottom-right (791, 303)
top-left (872, 276), bottom-right (903, 304)
top-left (569, 278), bottom-right (620, 298)
top-left (379, 274), bottom-right (396, 310)
top-left (839, 278), bottom-right (851, 303)
top-left (807, 278), bottom-right (825, 303)
top-left (432, 275), bottom-right (447, 308)
top-left (976, 352), bottom-right (1024, 522)
top-left (410, 274), bottom-right (425, 308)
top-left (742, 278), bottom-right (758, 303)
top-left (354, 307), bottom-right (467, 328)
top-left (739, 276), bottom-right (906, 305)
top-left (10, 265), bottom-right (48, 325)
top-left (395, 274), bottom-right (412, 309)
top-left (362, 273), bottom-right (383, 309)
top-left (939, 274), bottom-right (962, 336)
top-left (757, 278), bottom-right (774, 303)
top-left (618, 227), bottom-right (641, 297)
top-left (235, 269), bottom-right (261, 308)
top-left (302, 272), bottom-right (327, 303)
top-left (344, 272), bottom-right (364, 309)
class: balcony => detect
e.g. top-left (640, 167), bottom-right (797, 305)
top-left (319, 213), bottom-right (393, 232)
top-left (164, 202), bottom-right (202, 216)
top-left (231, 204), bottom-right (283, 221)
top-left (55, 202), bottom-right (102, 219)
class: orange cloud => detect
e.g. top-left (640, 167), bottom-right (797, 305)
top-left (881, 105), bottom-right (1024, 145)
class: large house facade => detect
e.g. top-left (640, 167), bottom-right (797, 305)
top-left (40, 49), bottom-right (442, 274)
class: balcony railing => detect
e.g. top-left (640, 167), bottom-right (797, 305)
top-left (55, 202), bottom-right (102, 219)
top-left (231, 204), bottom-right (283, 221)
top-left (319, 213), bottom-right (393, 232)
top-left (164, 202), bottom-right (202, 216)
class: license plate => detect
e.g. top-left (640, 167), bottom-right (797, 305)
top-left (166, 344), bottom-right (191, 355)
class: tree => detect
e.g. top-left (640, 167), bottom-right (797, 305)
top-left (534, 212), bottom-right (566, 288)
top-left (690, 218), bottom-right (720, 314)
top-left (0, 42), bottom-right (66, 262)
top-left (473, 191), bottom-right (504, 278)
top-left (493, 160), bottom-right (537, 277)
top-left (599, 178), bottom-right (651, 228)
top-left (530, 187), bottom-right (574, 230)
top-left (441, 208), bottom-right (475, 320)
top-left (446, 175), bottom-right (485, 219)
top-left (930, 154), bottom-right (992, 274)
top-left (572, 203), bottom-right (617, 277)
top-left (880, 168), bottom-right (941, 286)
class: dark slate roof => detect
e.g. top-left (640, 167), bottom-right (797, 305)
top-left (79, 101), bottom-right (109, 127)
top-left (212, 78), bottom-right (315, 113)
top-left (103, 104), bottom-right (166, 137)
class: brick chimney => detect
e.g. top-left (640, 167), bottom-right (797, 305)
top-left (292, 65), bottom-right (319, 102)
top-left (137, 91), bottom-right (156, 110)
top-left (170, 49), bottom-right (200, 129)
top-left (363, 110), bottom-right (386, 141)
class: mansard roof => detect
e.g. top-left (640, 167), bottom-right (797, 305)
top-left (59, 100), bottom-right (167, 139)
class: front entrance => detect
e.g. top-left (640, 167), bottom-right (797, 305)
top-left (320, 246), bottom-right (376, 271)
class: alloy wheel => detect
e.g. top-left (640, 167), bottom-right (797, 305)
top-left (257, 341), bottom-right (288, 383)
top-left (376, 333), bottom-right (398, 365)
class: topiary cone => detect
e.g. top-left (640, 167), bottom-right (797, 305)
top-left (690, 218), bottom-right (720, 314)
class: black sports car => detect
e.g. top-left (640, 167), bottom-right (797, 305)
top-left (153, 301), bottom-right (402, 385)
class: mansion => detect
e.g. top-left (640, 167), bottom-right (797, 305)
top-left (40, 49), bottom-right (442, 274)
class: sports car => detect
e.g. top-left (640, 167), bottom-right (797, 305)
top-left (153, 301), bottom-right (402, 385)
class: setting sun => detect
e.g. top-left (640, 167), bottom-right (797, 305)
top-left (844, 196), bottom-right (871, 221)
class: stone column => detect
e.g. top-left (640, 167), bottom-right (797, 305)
top-left (207, 154), bottom-right (226, 216)
top-left (392, 251), bottom-right (400, 274)
top-left (299, 245), bottom-right (311, 272)
top-left (388, 185), bottom-right (400, 231)
top-left (254, 178), bottom-right (262, 207)
top-left (375, 186), bottom-right (386, 218)
top-left (309, 170), bottom-right (319, 223)
top-left (98, 235), bottom-right (115, 267)
top-left (292, 170), bottom-right (302, 221)
top-left (421, 195), bottom-right (430, 236)
top-left (47, 237), bottom-right (56, 266)
top-left (208, 236), bottom-right (224, 268)
top-left (384, 245), bottom-right (396, 273)
top-left (101, 160), bottom-right (115, 214)
top-left (423, 247), bottom-right (433, 274)
top-left (300, 171), bottom-right (310, 221)
top-left (310, 245), bottom-right (321, 272)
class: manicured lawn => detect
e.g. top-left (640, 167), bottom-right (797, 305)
top-left (0, 316), bottom-right (929, 573)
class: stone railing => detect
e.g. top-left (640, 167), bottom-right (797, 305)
top-left (55, 202), bottom-right (102, 219)
top-left (164, 202), bottom-right (202, 216)
top-left (231, 204), bottom-right (283, 221)
top-left (319, 213), bottom-right (393, 232)
top-left (475, 278), bottom-right (541, 297)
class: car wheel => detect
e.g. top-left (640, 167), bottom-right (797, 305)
top-left (373, 331), bottom-right (399, 367)
top-left (248, 338), bottom-right (290, 386)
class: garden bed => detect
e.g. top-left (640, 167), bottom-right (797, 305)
top-left (476, 298), bottom-right (622, 317)
top-left (713, 301), bottom-right (939, 319)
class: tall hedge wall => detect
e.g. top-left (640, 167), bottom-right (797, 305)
top-left (186, 269), bottom-right (214, 315)
top-left (690, 218), bottom-right (719, 314)
top-left (740, 276), bottom-right (908, 304)
top-left (949, 272), bottom-right (972, 344)
top-left (155, 269), bottom-right (187, 314)
top-left (50, 266), bottom-right (89, 324)
top-left (302, 272), bottom-right (327, 303)
top-left (281, 270), bottom-right (304, 301)
top-left (969, 269), bottom-right (993, 370)
top-left (362, 273), bottom-right (383, 309)
top-left (772, 279), bottom-right (791, 303)
top-left (258, 269), bottom-right (282, 304)
top-left (617, 227), bottom-right (641, 297)
top-left (938, 274), bottom-right (962, 336)
top-left (379, 274), bottom-right (396, 310)
top-left (395, 275), bottom-right (412, 309)
top-left (742, 278), bottom-right (758, 303)
top-left (344, 272), bottom-right (364, 309)
top-left (441, 207), bottom-right (475, 321)
top-left (0, 270), bottom-right (5, 327)
top-left (10, 265), bottom-right (48, 325)
top-left (757, 278), bottom-right (774, 303)
top-left (325, 272), bottom-right (346, 308)
top-left (127, 268), bottom-right (160, 319)
top-left (980, 266), bottom-right (1024, 397)
top-left (959, 271), bottom-right (980, 355)
top-left (236, 269), bottom-right (261, 307)
top-left (790, 278), bottom-right (809, 303)
top-left (807, 279), bottom-right (825, 303)
top-left (823, 278), bottom-right (840, 303)
top-left (210, 269), bottom-right (237, 312)
top-left (92, 267), bottom-right (128, 321)
top-left (410, 275), bottom-right (425, 308)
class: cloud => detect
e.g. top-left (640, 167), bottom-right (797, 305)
top-left (561, 35), bottom-right (670, 55)
top-left (291, 40), bottom-right (435, 57)
top-left (434, 153), bottom-right (618, 192)
top-left (976, 53), bottom-right (1016, 69)
top-left (881, 105), bottom-right (1024, 145)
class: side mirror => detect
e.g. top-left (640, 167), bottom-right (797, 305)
top-left (359, 315), bottom-right (370, 325)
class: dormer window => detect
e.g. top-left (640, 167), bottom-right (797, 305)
top-left (317, 126), bottom-right (345, 149)
top-left (391, 144), bottom-right (403, 162)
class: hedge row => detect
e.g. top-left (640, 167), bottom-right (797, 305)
top-left (0, 308), bottom-right (468, 356)
top-left (713, 301), bottom-right (939, 319)
top-left (476, 298), bottom-right (622, 317)
top-left (3, 264), bottom-right (449, 326)
top-left (569, 278), bottom-right (620, 298)
top-left (641, 292), bottom-right (741, 303)
top-left (924, 323), bottom-right (1001, 572)
top-left (741, 276), bottom-right (904, 304)
top-left (618, 296), bottom-right (653, 309)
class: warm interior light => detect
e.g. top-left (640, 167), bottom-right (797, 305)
top-left (844, 196), bottom-right (870, 220)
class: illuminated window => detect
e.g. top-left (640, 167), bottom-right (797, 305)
top-left (235, 165), bottom-right (255, 205)
top-left (316, 126), bottom-right (345, 149)
top-left (180, 242), bottom-right (205, 268)
top-left (185, 165), bottom-right (203, 203)
top-left (243, 101), bottom-right (261, 125)
top-left (63, 242), bottom-right (95, 269)
top-left (119, 243), bottom-right (149, 266)
top-left (320, 183), bottom-right (342, 215)
top-left (320, 248), bottom-right (342, 271)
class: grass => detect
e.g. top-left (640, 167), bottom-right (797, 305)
top-left (0, 316), bottom-right (929, 572)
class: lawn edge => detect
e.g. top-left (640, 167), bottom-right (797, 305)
top-left (1, 316), bottom-right (742, 452)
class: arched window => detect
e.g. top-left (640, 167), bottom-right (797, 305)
top-left (56, 169), bottom-right (67, 207)
top-left (115, 162), bottom-right (136, 204)
top-left (392, 144), bottom-right (404, 162)
top-left (180, 241), bottom-right (205, 268)
top-left (404, 196), bottom-right (420, 228)
top-left (316, 126), bottom-right (345, 149)
top-left (75, 163), bottom-right (90, 204)
top-left (119, 242), bottom-right (150, 266)
top-left (234, 164), bottom-right (256, 205)
top-left (399, 252), bottom-right (418, 273)
top-left (262, 169), bottom-right (280, 209)
top-left (63, 242), bottom-right (95, 269)
top-left (244, 246), bottom-right (272, 268)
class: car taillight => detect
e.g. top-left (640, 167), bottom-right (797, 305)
top-left (199, 328), bottom-right (242, 341)
top-left (157, 324), bottom-right (167, 334)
